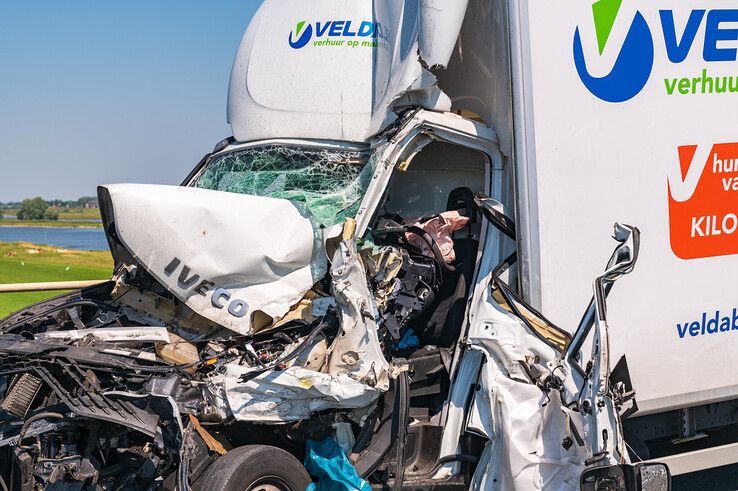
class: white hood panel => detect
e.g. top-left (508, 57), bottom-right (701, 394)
top-left (101, 184), bottom-right (320, 335)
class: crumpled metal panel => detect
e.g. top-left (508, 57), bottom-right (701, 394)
top-left (223, 365), bottom-right (382, 423)
top-left (222, 232), bottom-right (390, 423)
top-left (418, 0), bottom-right (469, 68)
top-left (328, 236), bottom-right (390, 391)
top-left (453, 244), bottom-right (591, 489)
top-left (470, 359), bottom-right (586, 490)
top-left (99, 183), bottom-right (320, 335)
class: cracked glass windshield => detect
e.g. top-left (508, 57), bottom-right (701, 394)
top-left (193, 145), bottom-right (374, 228)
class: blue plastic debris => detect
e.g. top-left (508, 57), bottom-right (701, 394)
top-left (394, 329), bottom-right (420, 350)
top-left (304, 438), bottom-right (371, 491)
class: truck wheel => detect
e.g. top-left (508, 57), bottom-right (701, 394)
top-left (195, 444), bottom-right (312, 491)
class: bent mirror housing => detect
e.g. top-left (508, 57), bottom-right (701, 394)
top-left (565, 223), bottom-right (641, 362)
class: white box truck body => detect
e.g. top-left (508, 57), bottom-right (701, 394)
top-left (514, 0), bottom-right (738, 417)
top-left (507, 1), bottom-right (738, 474)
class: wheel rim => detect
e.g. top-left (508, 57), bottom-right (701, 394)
top-left (247, 476), bottom-right (292, 491)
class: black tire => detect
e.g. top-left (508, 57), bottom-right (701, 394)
top-left (194, 444), bottom-right (312, 491)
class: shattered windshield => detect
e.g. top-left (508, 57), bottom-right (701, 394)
top-left (193, 145), bottom-right (374, 228)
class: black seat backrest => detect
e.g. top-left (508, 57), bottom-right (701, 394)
top-left (411, 187), bottom-right (479, 347)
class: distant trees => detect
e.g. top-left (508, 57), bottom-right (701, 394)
top-left (17, 198), bottom-right (46, 220)
top-left (0, 195), bottom-right (98, 220)
top-left (16, 197), bottom-right (59, 221)
top-left (76, 196), bottom-right (98, 208)
top-left (1, 197), bottom-right (98, 209)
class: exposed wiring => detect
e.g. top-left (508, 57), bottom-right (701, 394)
top-left (238, 316), bottom-right (334, 383)
top-left (16, 412), bottom-right (66, 447)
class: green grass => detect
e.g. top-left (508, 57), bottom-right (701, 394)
top-left (57, 207), bottom-right (101, 220)
top-left (0, 219), bottom-right (101, 228)
top-left (0, 242), bottom-right (112, 318)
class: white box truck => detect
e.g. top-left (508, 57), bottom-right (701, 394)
top-left (0, 0), bottom-right (733, 489)
top-left (509, 0), bottom-right (738, 477)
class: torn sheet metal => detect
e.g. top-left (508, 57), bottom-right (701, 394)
top-left (228, 0), bottom-right (460, 143)
top-left (446, 221), bottom-right (634, 489)
top-left (99, 183), bottom-right (321, 335)
top-left (418, 0), bottom-right (469, 68)
top-left (368, 0), bottom-right (453, 137)
top-left (224, 364), bottom-right (382, 423)
top-left (359, 243), bottom-right (403, 310)
top-left (462, 317), bottom-right (588, 490)
top-left (222, 233), bottom-right (389, 423)
top-left (328, 235), bottom-right (390, 391)
top-left (470, 358), bottom-right (587, 490)
top-left (447, 254), bottom-right (590, 489)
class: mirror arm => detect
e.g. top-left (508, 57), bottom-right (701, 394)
top-left (564, 224), bottom-right (639, 363)
top-left (565, 280), bottom-right (615, 363)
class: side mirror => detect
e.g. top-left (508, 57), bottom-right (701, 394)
top-left (593, 224), bottom-right (640, 323)
top-left (602, 223), bottom-right (640, 282)
top-left (638, 463), bottom-right (670, 490)
top-left (564, 223), bottom-right (641, 367)
top-left (580, 462), bottom-right (670, 491)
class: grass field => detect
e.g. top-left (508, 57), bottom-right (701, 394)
top-left (57, 207), bottom-right (101, 220)
top-left (0, 218), bottom-right (101, 228)
top-left (0, 242), bottom-right (112, 318)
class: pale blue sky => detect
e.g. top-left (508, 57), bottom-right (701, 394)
top-left (0, 1), bottom-right (262, 201)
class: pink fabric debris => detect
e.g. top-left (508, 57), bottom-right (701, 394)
top-left (406, 211), bottom-right (469, 263)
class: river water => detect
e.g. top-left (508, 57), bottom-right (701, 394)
top-left (0, 226), bottom-right (108, 251)
top-left (3, 216), bottom-right (102, 224)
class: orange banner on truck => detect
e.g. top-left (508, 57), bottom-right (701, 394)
top-left (669, 142), bottom-right (738, 260)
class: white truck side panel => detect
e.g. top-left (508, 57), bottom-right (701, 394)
top-left (517, 0), bottom-right (738, 414)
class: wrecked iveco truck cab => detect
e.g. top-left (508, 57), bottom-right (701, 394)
top-left (0, 1), bottom-right (669, 490)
